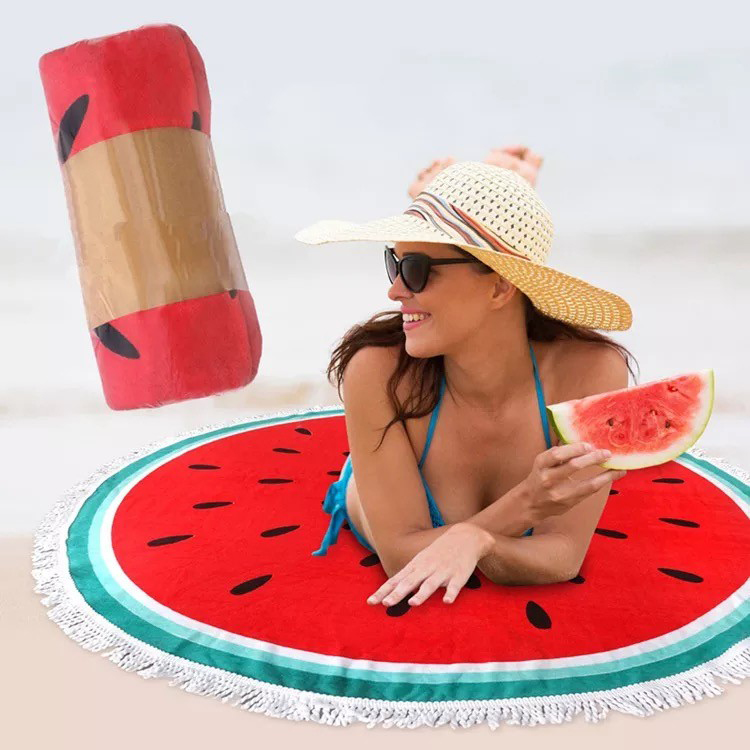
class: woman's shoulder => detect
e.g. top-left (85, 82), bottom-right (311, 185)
top-left (548, 337), bottom-right (628, 400)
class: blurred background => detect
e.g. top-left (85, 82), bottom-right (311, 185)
top-left (1, 0), bottom-right (748, 536)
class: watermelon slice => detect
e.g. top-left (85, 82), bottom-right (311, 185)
top-left (547, 370), bottom-right (715, 470)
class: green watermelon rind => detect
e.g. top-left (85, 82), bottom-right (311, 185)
top-left (546, 370), bottom-right (715, 470)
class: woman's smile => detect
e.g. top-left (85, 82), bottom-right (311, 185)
top-left (402, 313), bottom-right (432, 330)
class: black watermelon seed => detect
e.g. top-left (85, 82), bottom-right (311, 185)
top-left (260, 525), bottom-right (300, 537)
top-left (609, 489), bottom-right (619, 495)
top-left (360, 553), bottom-right (380, 567)
top-left (343, 451), bottom-right (350, 456)
top-left (258, 478), bottom-right (294, 484)
top-left (295, 427), bottom-right (312, 435)
top-left (342, 521), bottom-right (351, 530)
top-left (193, 501), bottom-right (233, 509)
top-left (188, 464), bottom-right (221, 470)
top-left (386, 595), bottom-right (413, 617)
top-left (568, 575), bottom-right (585, 584)
top-left (659, 517), bottom-right (700, 528)
top-left (652, 477), bottom-right (684, 484)
top-left (465, 572), bottom-right (481, 589)
top-left (228, 288), bottom-right (238, 299)
top-left (93, 322), bottom-right (140, 359)
top-left (595, 528), bottom-right (628, 539)
top-left (273, 447), bottom-right (301, 454)
top-left (327, 470), bottom-right (341, 477)
top-left (191, 110), bottom-right (202, 131)
top-left (58, 94), bottom-right (89, 163)
top-left (526, 601), bottom-right (552, 629)
top-left (147, 534), bottom-right (193, 547)
top-left (230, 574), bottom-right (272, 595)
top-left (658, 568), bottom-right (703, 583)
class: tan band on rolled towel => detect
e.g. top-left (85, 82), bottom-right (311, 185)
top-left (61, 127), bottom-right (249, 330)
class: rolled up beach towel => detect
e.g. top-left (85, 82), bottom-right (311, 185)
top-left (39, 23), bottom-right (262, 409)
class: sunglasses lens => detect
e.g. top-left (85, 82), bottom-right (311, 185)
top-left (384, 247), bottom-right (398, 283)
top-left (402, 255), bottom-right (428, 292)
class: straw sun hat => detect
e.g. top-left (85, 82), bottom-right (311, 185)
top-left (294, 161), bottom-right (632, 331)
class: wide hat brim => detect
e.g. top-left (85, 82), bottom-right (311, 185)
top-left (295, 213), bottom-right (633, 332)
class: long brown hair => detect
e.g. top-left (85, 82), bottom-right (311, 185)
top-left (326, 245), bottom-right (639, 451)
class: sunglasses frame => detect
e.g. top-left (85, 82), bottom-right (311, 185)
top-left (384, 244), bottom-right (484, 293)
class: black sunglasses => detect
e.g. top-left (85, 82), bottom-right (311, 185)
top-left (384, 244), bottom-right (484, 293)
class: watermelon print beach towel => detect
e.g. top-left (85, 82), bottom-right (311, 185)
top-left (32, 405), bottom-right (750, 729)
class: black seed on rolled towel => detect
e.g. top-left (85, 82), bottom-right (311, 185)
top-left (58, 94), bottom-right (89, 163)
top-left (147, 534), bottom-right (193, 547)
top-left (609, 489), bottom-right (619, 495)
top-left (273, 448), bottom-right (301, 454)
top-left (93, 322), bottom-right (140, 359)
top-left (295, 427), bottom-right (312, 435)
top-left (193, 501), bottom-right (233, 509)
top-left (230, 575), bottom-right (272, 595)
top-left (260, 525), bottom-right (300, 537)
top-left (258, 478), bottom-right (293, 484)
top-left (659, 517), bottom-right (700, 528)
top-left (658, 568), bottom-right (704, 583)
top-left (568, 575), bottom-right (585, 584)
top-left (652, 477), bottom-right (684, 484)
top-left (526, 601), bottom-right (552, 629)
top-left (188, 464), bottom-right (221, 470)
top-left (360, 553), bottom-right (380, 567)
top-left (595, 528), bottom-right (628, 539)
top-left (327, 470), bottom-right (341, 477)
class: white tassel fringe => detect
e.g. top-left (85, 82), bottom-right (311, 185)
top-left (31, 406), bottom-right (750, 729)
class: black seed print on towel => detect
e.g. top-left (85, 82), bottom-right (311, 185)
top-left (260, 525), bottom-right (300, 537)
top-left (273, 448), bottom-right (301, 454)
top-left (595, 528), bottom-right (628, 539)
top-left (93, 323), bottom-right (140, 359)
top-left (193, 501), bottom-right (233, 509)
top-left (659, 517), bottom-right (700, 528)
top-left (360, 553), bottom-right (380, 567)
top-left (652, 477), bottom-right (684, 484)
top-left (258, 478), bottom-right (293, 484)
top-left (230, 575), bottom-right (272, 595)
top-left (295, 427), bottom-right (312, 435)
top-left (526, 601), bottom-right (552, 629)
top-left (658, 568), bottom-right (703, 583)
top-left (147, 534), bottom-right (193, 547)
top-left (188, 464), bottom-right (221, 470)
top-left (58, 94), bottom-right (89, 163)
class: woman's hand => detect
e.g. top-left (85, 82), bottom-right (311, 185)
top-left (366, 522), bottom-right (494, 607)
top-left (521, 442), bottom-right (626, 523)
top-left (407, 144), bottom-right (545, 199)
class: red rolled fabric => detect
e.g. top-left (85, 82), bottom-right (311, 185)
top-left (39, 24), bottom-right (262, 409)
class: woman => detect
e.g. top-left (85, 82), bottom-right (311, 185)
top-left (295, 155), bottom-right (638, 609)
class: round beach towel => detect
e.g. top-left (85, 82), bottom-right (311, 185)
top-left (32, 405), bottom-right (750, 729)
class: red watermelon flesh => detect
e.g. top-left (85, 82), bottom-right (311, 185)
top-left (547, 370), bottom-right (715, 470)
top-left (110, 412), bottom-right (748, 663)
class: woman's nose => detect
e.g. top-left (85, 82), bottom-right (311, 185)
top-left (387, 274), bottom-right (412, 301)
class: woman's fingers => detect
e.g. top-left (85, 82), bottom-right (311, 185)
top-left (442, 576), bottom-right (465, 604)
top-left (406, 571), bottom-right (448, 606)
top-left (367, 566), bottom-right (410, 604)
